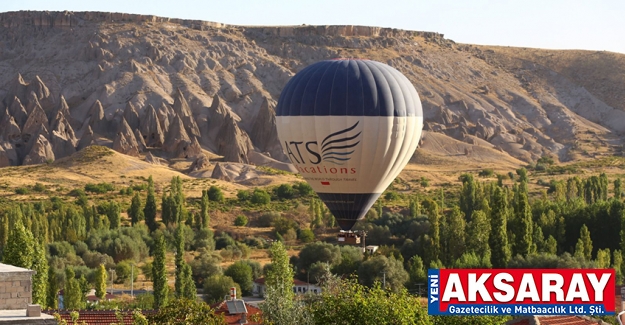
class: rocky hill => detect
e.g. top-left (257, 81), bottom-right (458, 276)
top-left (1, 10), bottom-right (624, 171)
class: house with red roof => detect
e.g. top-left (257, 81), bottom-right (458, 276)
top-left (252, 277), bottom-right (321, 298)
top-left (506, 315), bottom-right (610, 325)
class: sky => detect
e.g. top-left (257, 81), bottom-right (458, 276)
top-left (1, 0), bottom-right (623, 54)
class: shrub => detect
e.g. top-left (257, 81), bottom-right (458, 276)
top-left (234, 215), bottom-right (248, 227)
top-left (114, 260), bottom-right (138, 284)
top-left (298, 229), bottom-right (315, 243)
top-left (478, 169), bottom-right (494, 177)
top-left (419, 177), bottom-right (429, 188)
top-left (68, 188), bottom-right (86, 197)
top-left (275, 184), bottom-right (295, 200)
top-left (384, 191), bottom-right (399, 201)
top-left (85, 182), bottom-right (115, 194)
top-left (237, 190), bottom-right (251, 201)
top-left (294, 182), bottom-right (313, 196)
top-left (250, 189), bottom-right (271, 205)
top-left (14, 187), bottom-right (30, 195)
top-left (257, 212), bottom-right (280, 227)
top-left (32, 183), bottom-right (47, 192)
top-left (207, 186), bottom-right (224, 202)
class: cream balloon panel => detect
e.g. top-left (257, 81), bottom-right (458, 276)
top-left (276, 115), bottom-right (423, 194)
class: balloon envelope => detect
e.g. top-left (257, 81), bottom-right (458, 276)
top-left (275, 59), bottom-right (423, 231)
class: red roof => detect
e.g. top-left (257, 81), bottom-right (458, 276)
top-left (210, 300), bottom-right (262, 325)
top-left (507, 316), bottom-right (603, 325)
top-left (44, 310), bottom-right (156, 325)
top-left (253, 277), bottom-right (310, 286)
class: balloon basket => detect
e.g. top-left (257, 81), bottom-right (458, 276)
top-left (337, 231), bottom-right (362, 245)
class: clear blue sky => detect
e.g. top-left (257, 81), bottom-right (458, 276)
top-left (2, 0), bottom-right (623, 54)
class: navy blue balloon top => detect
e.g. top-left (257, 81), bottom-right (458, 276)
top-left (276, 59), bottom-right (421, 117)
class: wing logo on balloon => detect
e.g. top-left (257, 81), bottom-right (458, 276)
top-left (320, 121), bottom-right (361, 165)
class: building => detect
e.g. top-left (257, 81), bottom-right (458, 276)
top-left (0, 263), bottom-right (56, 324)
top-left (252, 277), bottom-right (321, 298)
top-left (506, 315), bottom-right (608, 325)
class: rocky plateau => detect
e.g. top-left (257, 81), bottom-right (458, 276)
top-left (1, 10), bottom-right (624, 175)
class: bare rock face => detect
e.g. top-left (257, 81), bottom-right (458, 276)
top-left (0, 142), bottom-right (19, 167)
top-left (210, 162), bottom-right (232, 182)
top-left (216, 113), bottom-right (253, 164)
top-left (189, 153), bottom-right (210, 171)
top-left (250, 97), bottom-right (286, 160)
top-left (25, 91), bottom-right (41, 115)
top-left (27, 76), bottom-right (55, 114)
top-left (157, 103), bottom-right (171, 133)
top-left (50, 129), bottom-right (77, 158)
top-left (139, 104), bottom-right (164, 147)
top-left (88, 100), bottom-right (108, 136)
top-left (22, 104), bottom-right (49, 139)
top-left (77, 125), bottom-right (95, 151)
top-left (22, 134), bottom-right (55, 165)
top-left (123, 102), bottom-right (140, 130)
top-left (163, 115), bottom-right (201, 158)
top-left (0, 116), bottom-right (21, 143)
top-left (172, 88), bottom-right (201, 138)
top-left (112, 118), bottom-right (140, 156)
top-left (6, 74), bottom-right (28, 106)
top-left (134, 128), bottom-right (147, 152)
top-left (145, 151), bottom-right (168, 165)
top-left (8, 96), bottom-right (28, 127)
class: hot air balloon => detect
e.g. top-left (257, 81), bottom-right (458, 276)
top-left (275, 58), bottom-right (423, 233)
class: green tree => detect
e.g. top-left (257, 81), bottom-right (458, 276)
top-left (514, 181), bottom-right (533, 257)
top-left (224, 261), bottom-right (253, 296)
top-left (63, 268), bottom-right (84, 310)
top-left (180, 263), bottom-right (196, 300)
top-left (2, 220), bottom-right (34, 268)
top-left (580, 224), bottom-right (593, 260)
top-left (203, 275), bottom-right (240, 304)
top-left (407, 255), bottom-right (427, 291)
top-left (423, 198), bottom-right (441, 265)
top-left (613, 250), bottom-right (623, 284)
top-left (95, 264), bottom-right (107, 299)
top-left (106, 201), bottom-right (121, 229)
top-left (358, 255), bottom-right (409, 292)
top-left (260, 241), bottom-right (311, 325)
top-left (234, 215), bottom-right (248, 227)
top-left (46, 267), bottom-right (58, 309)
top-left (143, 176), bottom-right (158, 232)
top-left (489, 187), bottom-right (511, 268)
top-left (199, 190), bottom-right (210, 229)
top-left (308, 278), bottom-right (431, 325)
top-left (596, 248), bottom-right (611, 268)
top-left (459, 174), bottom-right (477, 219)
top-left (31, 240), bottom-right (48, 307)
top-left (128, 192), bottom-right (144, 226)
top-left (152, 233), bottom-right (169, 308)
top-left (147, 298), bottom-right (225, 325)
top-left (444, 207), bottom-right (466, 263)
top-left (466, 210), bottom-right (491, 257)
top-left (615, 178), bottom-right (623, 199)
top-left (207, 186), bottom-right (224, 203)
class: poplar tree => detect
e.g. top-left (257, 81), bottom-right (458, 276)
top-left (489, 187), bottom-right (511, 268)
top-left (31, 240), bottom-right (48, 307)
top-left (153, 233), bottom-right (169, 308)
top-left (459, 174), bottom-right (477, 220)
top-left (445, 207), bottom-right (466, 263)
top-left (129, 192), bottom-right (144, 226)
top-left (613, 250), bottom-right (623, 284)
top-left (175, 225), bottom-right (185, 297)
top-left (2, 220), bottom-right (34, 268)
top-left (107, 201), bottom-right (121, 229)
top-left (615, 178), bottom-right (623, 199)
top-left (144, 176), bottom-right (158, 232)
top-left (198, 190), bottom-right (210, 229)
top-left (423, 198), bottom-right (440, 264)
top-left (514, 181), bottom-right (533, 257)
top-left (580, 224), bottom-right (593, 260)
top-left (47, 267), bottom-right (58, 309)
top-left (466, 210), bottom-right (491, 257)
top-left (95, 264), bottom-right (107, 299)
top-left (64, 268), bottom-right (84, 310)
